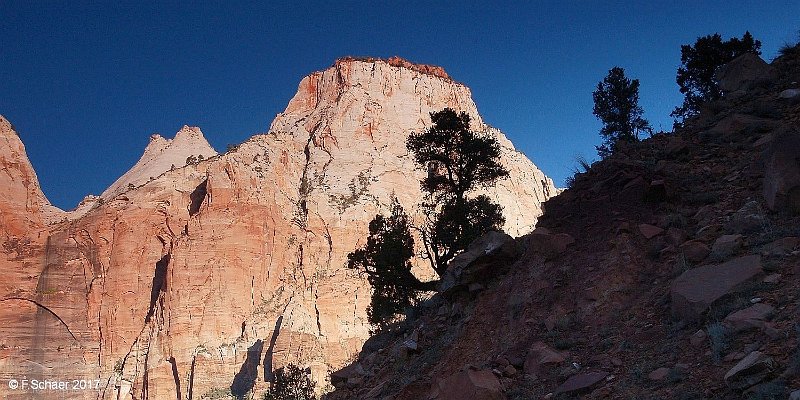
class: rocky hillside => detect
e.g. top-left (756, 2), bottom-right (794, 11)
top-left (0, 57), bottom-right (556, 399)
top-left (325, 51), bottom-right (800, 399)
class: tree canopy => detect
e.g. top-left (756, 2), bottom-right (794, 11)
top-left (347, 199), bottom-right (434, 327)
top-left (406, 108), bottom-right (508, 275)
top-left (592, 66), bottom-right (651, 158)
top-left (348, 108), bottom-right (510, 327)
top-left (263, 364), bottom-right (316, 400)
top-left (672, 31), bottom-right (761, 123)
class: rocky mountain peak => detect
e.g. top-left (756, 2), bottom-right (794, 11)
top-left (281, 56), bottom-right (479, 131)
top-left (333, 56), bottom-right (452, 80)
top-left (174, 124), bottom-right (205, 140)
top-left (0, 115), bottom-right (63, 234)
top-left (145, 133), bottom-right (169, 153)
top-left (273, 56), bottom-right (552, 236)
top-left (101, 125), bottom-right (217, 199)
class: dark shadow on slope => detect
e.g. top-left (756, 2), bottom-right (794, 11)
top-left (231, 339), bottom-right (264, 399)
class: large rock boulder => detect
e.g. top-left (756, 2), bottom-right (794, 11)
top-left (638, 223), bottom-right (664, 239)
top-left (725, 201), bottom-right (766, 234)
top-left (523, 341), bottom-right (566, 376)
top-left (439, 231), bottom-right (519, 293)
top-left (710, 234), bottom-right (743, 261)
top-left (680, 240), bottom-right (711, 264)
top-left (671, 255), bottom-right (762, 321)
top-left (703, 113), bottom-right (777, 142)
top-left (763, 129), bottom-right (800, 213)
top-left (330, 363), bottom-right (367, 388)
top-left (552, 371), bottom-right (608, 397)
top-left (429, 368), bottom-right (506, 400)
top-left (723, 303), bottom-right (775, 332)
top-left (724, 351), bottom-right (776, 391)
top-left (716, 53), bottom-right (776, 93)
top-left (526, 228), bottom-right (575, 260)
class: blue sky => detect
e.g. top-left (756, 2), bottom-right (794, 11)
top-left (1, 1), bottom-right (798, 209)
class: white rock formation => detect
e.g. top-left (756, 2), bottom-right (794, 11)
top-left (101, 126), bottom-right (218, 199)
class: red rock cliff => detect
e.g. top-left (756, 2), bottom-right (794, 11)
top-left (0, 58), bottom-right (557, 399)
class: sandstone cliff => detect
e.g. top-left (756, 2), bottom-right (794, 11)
top-left (0, 57), bottom-right (556, 399)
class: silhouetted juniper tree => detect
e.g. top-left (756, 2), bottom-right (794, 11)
top-left (671, 31), bottom-right (761, 123)
top-left (348, 109), bottom-right (509, 327)
top-left (592, 67), bottom-right (651, 158)
top-left (347, 199), bottom-right (435, 327)
top-left (406, 108), bottom-right (508, 276)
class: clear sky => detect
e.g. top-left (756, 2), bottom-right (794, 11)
top-left (1, 1), bottom-right (798, 209)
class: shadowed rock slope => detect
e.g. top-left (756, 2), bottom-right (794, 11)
top-left (326, 50), bottom-right (800, 399)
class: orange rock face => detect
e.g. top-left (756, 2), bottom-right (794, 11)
top-left (0, 58), bottom-right (557, 399)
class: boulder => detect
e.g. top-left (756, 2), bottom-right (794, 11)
top-left (680, 240), bottom-right (711, 264)
top-left (710, 234), bottom-right (743, 260)
top-left (762, 237), bottom-right (800, 255)
top-left (638, 224), bottom-right (664, 239)
top-left (523, 341), bottom-right (566, 375)
top-left (671, 255), bottom-right (762, 321)
top-left (553, 371), bottom-right (608, 396)
top-left (723, 351), bottom-right (776, 391)
top-left (696, 224), bottom-right (723, 242)
top-left (619, 176), bottom-right (647, 201)
top-left (665, 137), bottom-right (689, 156)
top-left (403, 330), bottom-right (420, 352)
top-left (725, 201), bottom-right (766, 234)
top-left (647, 367), bottom-right (671, 381)
top-left (689, 329), bottom-right (707, 347)
top-left (430, 368), bottom-right (506, 400)
top-left (330, 363), bottom-right (366, 388)
top-left (502, 365), bottom-right (517, 377)
top-left (781, 88), bottom-right (800, 98)
top-left (780, 89), bottom-right (800, 104)
top-left (527, 230), bottom-right (575, 260)
top-left (666, 227), bottom-right (688, 246)
top-left (723, 303), bottom-right (775, 332)
top-left (439, 231), bottom-right (519, 293)
top-left (716, 53), bottom-right (776, 93)
top-left (645, 179), bottom-right (669, 202)
top-left (763, 130), bottom-right (800, 213)
top-left (704, 113), bottom-right (777, 142)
